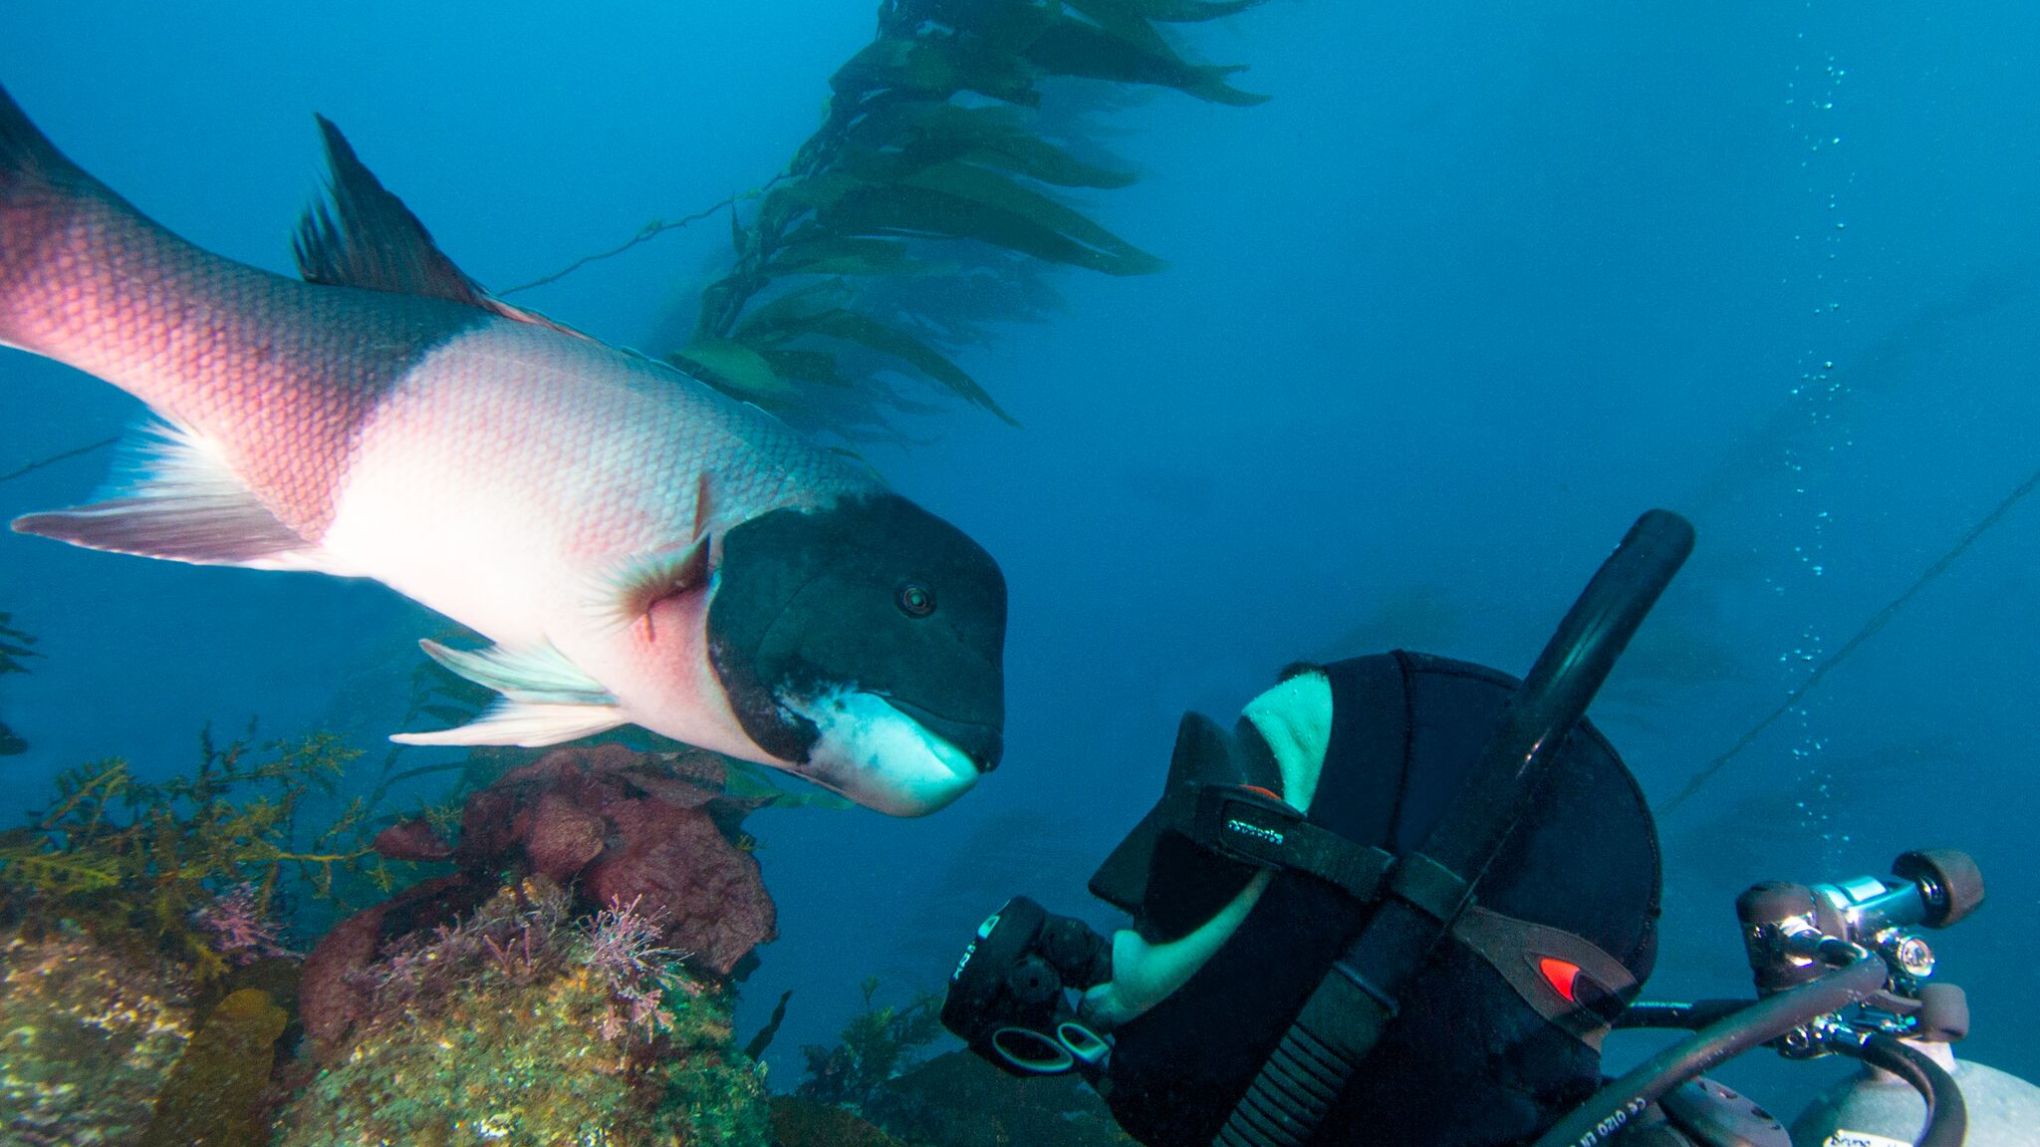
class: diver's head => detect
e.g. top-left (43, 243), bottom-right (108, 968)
top-left (942, 653), bottom-right (1663, 1147)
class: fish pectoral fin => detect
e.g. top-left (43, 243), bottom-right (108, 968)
top-left (8, 421), bottom-right (352, 574)
top-left (594, 535), bottom-right (713, 628)
top-left (416, 638), bottom-right (614, 704)
top-left (390, 699), bottom-right (627, 748)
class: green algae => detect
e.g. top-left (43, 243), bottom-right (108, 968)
top-left (142, 987), bottom-right (289, 1147)
top-left (0, 731), bottom-right (390, 982)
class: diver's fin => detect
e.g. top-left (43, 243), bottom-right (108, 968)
top-left (293, 117), bottom-right (585, 337)
top-left (592, 534), bottom-right (713, 628)
top-left (389, 698), bottom-right (628, 748)
top-left (8, 422), bottom-right (351, 573)
top-left (416, 638), bottom-right (615, 705)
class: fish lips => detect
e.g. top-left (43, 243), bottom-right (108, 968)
top-left (880, 694), bottom-right (1002, 775)
top-left (707, 493), bottom-right (1006, 813)
top-left (782, 688), bottom-right (986, 817)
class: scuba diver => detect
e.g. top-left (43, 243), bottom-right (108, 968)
top-left (942, 511), bottom-right (2038, 1147)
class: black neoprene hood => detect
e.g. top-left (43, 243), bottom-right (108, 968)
top-left (1095, 652), bottom-right (1663, 1147)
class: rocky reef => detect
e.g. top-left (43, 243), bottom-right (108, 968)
top-left (279, 878), bottom-right (769, 1147)
top-left (0, 738), bottom-right (781, 1146)
top-left (0, 923), bottom-right (197, 1145)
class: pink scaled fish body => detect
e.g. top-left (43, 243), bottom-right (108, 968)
top-left (0, 87), bottom-right (1006, 816)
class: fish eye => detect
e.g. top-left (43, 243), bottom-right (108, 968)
top-left (895, 581), bottom-right (936, 618)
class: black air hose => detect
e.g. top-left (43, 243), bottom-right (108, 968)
top-left (1530, 950), bottom-right (1889, 1147)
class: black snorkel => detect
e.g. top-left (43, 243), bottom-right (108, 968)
top-left (1213, 508), bottom-right (1694, 1147)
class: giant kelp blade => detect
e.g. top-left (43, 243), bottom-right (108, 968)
top-left (821, 183), bottom-right (1150, 274)
top-left (733, 289), bottom-right (1014, 422)
top-left (730, 280), bottom-right (861, 343)
top-left (1108, 0), bottom-right (1270, 23)
top-left (669, 339), bottom-right (803, 408)
top-left (758, 347), bottom-right (848, 388)
top-left (765, 236), bottom-right (933, 278)
top-left (1061, 0), bottom-right (1177, 55)
top-left (960, 131), bottom-right (1140, 189)
top-left (802, 161), bottom-right (1164, 276)
top-left (798, 309), bottom-right (1018, 425)
top-left (0, 612), bottom-right (35, 674)
top-left (907, 105), bottom-right (1140, 189)
top-left (902, 161), bottom-right (1164, 272)
top-left (838, 103), bottom-right (1140, 190)
top-left (832, 37), bottom-right (1042, 107)
top-left (1026, 20), bottom-right (1269, 105)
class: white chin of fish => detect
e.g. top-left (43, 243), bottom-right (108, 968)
top-left (782, 689), bottom-right (980, 817)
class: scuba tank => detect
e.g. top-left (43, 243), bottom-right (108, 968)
top-left (1793, 1049), bottom-right (2040, 1147)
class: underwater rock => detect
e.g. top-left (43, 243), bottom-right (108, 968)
top-left (368, 817), bottom-right (453, 862)
top-left (864, 1049), bottom-right (1137, 1147)
top-left (275, 881), bottom-right (771, 1147)
top-left (768, 1096), bottom-right (905, 1147)
top-left (525, 789), bottom-right (607, 880)
top-left (0, 923), bottom-right (197, 1146)
top-left (584, 793), bottom-right (774, 975)
top-left (297, 874), bottom-right (473, 1059)
top-left (140, 987), bottom-right (288, 1147)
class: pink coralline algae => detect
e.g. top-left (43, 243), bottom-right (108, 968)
top-left (369, 818), bottom-right (454, 862)
top-left (300, 745), bottom-right (776, 1058)
top-left (298, 874), bottom-right (479, 1058)
top-left (457, 743), bottom-right (777, 975)
top-left (189, 883), bottom-right (297, 966)
top-left (582, 895), bottom-right (693, 1041)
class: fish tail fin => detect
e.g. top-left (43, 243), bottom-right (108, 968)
top-left (0, 83), bottom-right (80, 196)
top-left (0, 81), bottom-right (113, 356)
top-left (0, 82), bottom-right (181, 359)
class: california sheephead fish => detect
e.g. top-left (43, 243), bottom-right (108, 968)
top-left (0, 85), bottom-right (1005, 816)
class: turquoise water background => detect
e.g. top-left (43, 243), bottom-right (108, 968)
top-left (3, 0), bottom-right (2038, 1117)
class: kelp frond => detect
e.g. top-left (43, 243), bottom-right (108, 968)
top-left (0, 612), bottom-right (36, 755)
top-left (0, 611), bottom-right (36, 675)
top-left (673, 0), bottom-right (1271, 433)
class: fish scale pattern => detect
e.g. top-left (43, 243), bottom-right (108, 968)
top-left (0, 167), bottom-right (484, 536)
top-left (348, 319), bottom-right (879, 585)
top-left (0, 84), bottom-right (876, 555)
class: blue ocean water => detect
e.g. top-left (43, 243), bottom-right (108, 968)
top-left (3, 0), bottom-right (2037, 1133)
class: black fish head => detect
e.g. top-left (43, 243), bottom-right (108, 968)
top-left (707, 493), bottom-right (1006, 816)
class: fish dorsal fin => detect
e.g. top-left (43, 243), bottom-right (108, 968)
top-left (293, 116), bottom-right (586, 337)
